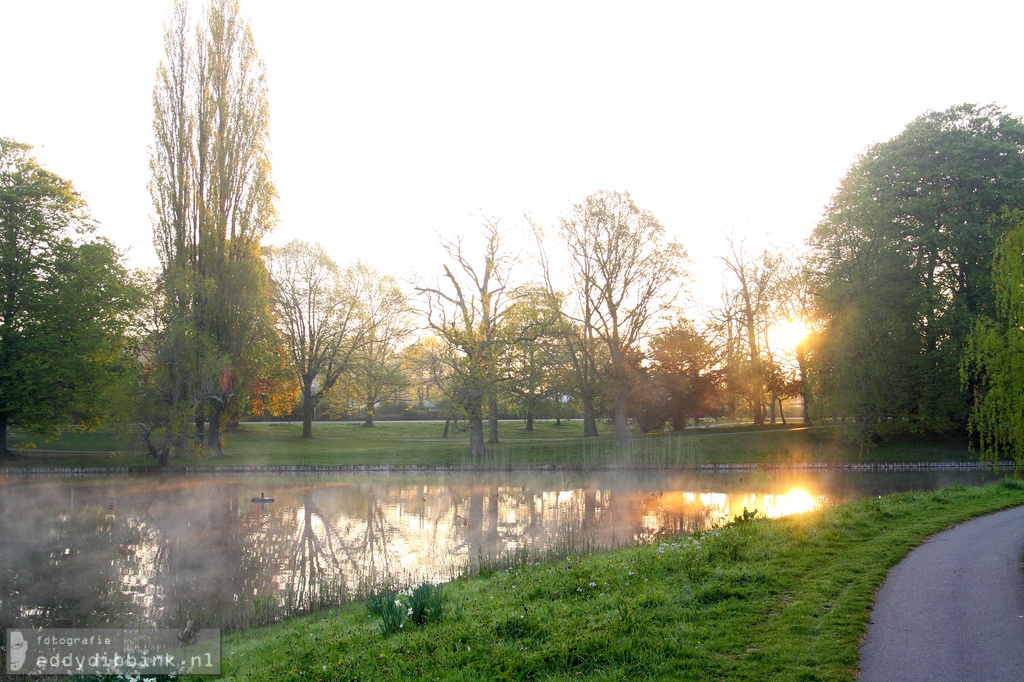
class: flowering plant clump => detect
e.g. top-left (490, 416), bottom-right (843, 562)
top-left (653, 531), bottom-right (722, 582)
top-left (74, 671), bottom-right (174, 675)
top-left (405, 582), bottom-right (444, 625)
top-left (366, 582), bottom-right (444, 636)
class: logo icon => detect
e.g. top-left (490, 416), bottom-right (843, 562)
top-left (8, 630), bottom-right (27, 672)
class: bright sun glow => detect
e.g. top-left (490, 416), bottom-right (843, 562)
top-left (777, 489), bottom-right (818, 516)
top-left (775, 318), bottom-right (811, 350)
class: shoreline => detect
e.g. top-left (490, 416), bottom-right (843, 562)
top-left (0, 459), bottom-right (1010, 477)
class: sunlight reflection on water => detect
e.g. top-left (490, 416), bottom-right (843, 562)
top-left (0, 468), bottom-right (991, 631)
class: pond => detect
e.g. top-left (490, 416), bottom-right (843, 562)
top-left (0, 467), bottom-right (995, 633)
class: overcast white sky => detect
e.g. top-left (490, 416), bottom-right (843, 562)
top-left (4, 0), bottom-right (1024, 310)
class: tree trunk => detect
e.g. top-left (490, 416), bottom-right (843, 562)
top-left (363, 400), bottom-right (375, 427)
top-left (778, 397), bottom-right (787, 425)
top-left (525, 408), bottom-right (534, 432)
top-left (468, 399), bottom-right (486, 456)
top-left (612, 392), bottom-right (630, 446)
top-left (468, 416), bottom-right (485, 457)
top-left (442, 419), bottom-right (450, 438)
top-left (302, 393), bottom-right (315, 439)
top-left (0, 413), bottom-right (11, 456)
top-left (487, 394), bottom-right (499, 443)
top-left (143, 424), bottom-right (170, 466)
top-left (206, 403), bottom-right (224, 455)
top-left (582, 396), bottom-right (599, 438)
top-left (796, 346), bottom-right (811, 425)
top-left (751, 387), bottom-right (765, 425)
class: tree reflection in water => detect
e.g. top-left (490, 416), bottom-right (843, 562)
top-left (0, 468), bottom-right (986, 632)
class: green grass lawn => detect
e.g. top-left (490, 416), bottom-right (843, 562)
top-left (211, 480), bottom-right (1024, 681)
top-left (0, 419), bottom-right (980, 470)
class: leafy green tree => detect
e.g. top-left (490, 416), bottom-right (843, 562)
top-left (639, 319), bottom-right (725, 431)
top-left (148, 0), bottom-right (277, 456)
top-left (264, 241), bottom-right (368, 438)
top-left (962, 210), bottom-right (1024, 467)
top-left (416, 220), bottom-right (515, 457)
top-left (0, 138), bottom-right (142, 455)
top-left (502, 286), bottom-right (567, 431)
top-left (401, 334), bottom-right (464, 435)
top-left (532, 224), bottom-right (604, 437)
top-left (778, 254), bottom-right (815, 424)
top-left (809, 103), bottom-right (1024, 443)
top-left (717, 239), bottom-right (784, 425)
top-left (336, 263), bottom-right (413, 427)
top-left (559, 190), bottom-right (686, 445)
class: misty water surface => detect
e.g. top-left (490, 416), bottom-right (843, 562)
top-left (0, 468), bottom-right (992, 632)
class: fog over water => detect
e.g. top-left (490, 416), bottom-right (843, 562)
top-left (0, 469), bottom-right (992, 633)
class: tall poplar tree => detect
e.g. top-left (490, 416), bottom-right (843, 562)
top-left (148, 0), bottom-right (276, 458)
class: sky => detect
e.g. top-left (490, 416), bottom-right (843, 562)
top-left (5, 0), bottom-right (1024, 311)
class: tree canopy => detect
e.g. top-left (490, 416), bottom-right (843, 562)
top-left (809, 103), bottom-right (1024, 442)
top-left (416, 220), bottom-right (515, 456)
top-left (559, 190), bottom-right (687, 445)
top-left (962, 210), bottom-right (1024, 467)
top-left (0, 138), bottom-right (142, 455)
top-left (147, 0), bottom-right (277, 459)
top-left (264, 241), bottom-right (371, 438)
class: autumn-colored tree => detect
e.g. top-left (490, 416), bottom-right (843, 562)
top-left (247, 339), bottom-right (301, 417)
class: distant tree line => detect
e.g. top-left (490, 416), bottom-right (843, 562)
top-left (3, 1), bottom-right (1024, 467)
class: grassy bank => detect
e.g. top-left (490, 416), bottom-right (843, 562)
top-left (0, 420), bottom-right (979, 470)
top-left (213, 480), bottom-right (1024, 681)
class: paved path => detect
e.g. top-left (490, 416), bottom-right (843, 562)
top-left (858, 505), bottom-right (1024, 681)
